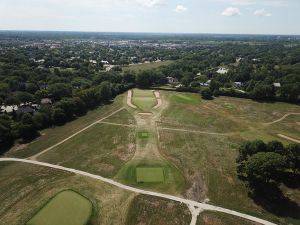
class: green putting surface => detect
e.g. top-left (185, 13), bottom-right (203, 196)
top-left (26, 190), bottom-right (92, 225)
top-left (136, 167), bottom-right (165, 183)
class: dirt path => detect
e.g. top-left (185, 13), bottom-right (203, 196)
top-left (265, 113), bottom-right (300, 125)
top-left (98, 121), bottom-right (136, 128)
top-left (153, 91), bottom-right (162, 109)
top-left (277, 134), bottom-right (300, 144)
top-left (127, 90), bottom-right (137, 109)
top-left (29, 107), bottom-right (125, 160)
top-left (0, 158), bottom-right (276, 225)
top-left (158, 127), bottom-right (229, 136)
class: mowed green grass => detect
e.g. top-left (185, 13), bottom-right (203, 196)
top-left (170, 93), bottom-right (201, 105)
top-left (122, 60), bottom-right (173, 72)
top-left (136, 167), bottom-right (165, 183)
top-left (27, 191), bottom-right (92, 225)
top-left (132, 89), bottom-right (157, 112)
top-left (115, 159), bottom-right (186, 194)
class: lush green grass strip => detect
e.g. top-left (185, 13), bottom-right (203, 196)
top-left (132, 89), bottom-right (157, 112)
top-left (136, 167), bottom-right (165, 183)
top-left (26, 190), bottom-right (92, 225)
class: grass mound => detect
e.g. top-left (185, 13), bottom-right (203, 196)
top-left (170, 93), bottom-right (201, 105)
top-left (136, 167), bottom-right (165, 183)
top-left (26, 190), bottom-right (92, 225)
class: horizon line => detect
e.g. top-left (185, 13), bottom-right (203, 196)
top-left (0, 29), bottom-right (300, 37)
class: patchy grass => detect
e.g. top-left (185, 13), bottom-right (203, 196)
top-left (132, 89), bottom-right (157, 112)
top-left (26, 190), bottom-right (92, 225)
top-left (197, 211), bottom-right (260, 225)
top-left (136, 167), bottom-right (165, 183)
top-left (158, 91), bottom-right (300, 224)
top-left (37, 123), bottom-right (135, 177)
top-left (125, 195), bottom-right (191, 225)
top-left (7, 94), bottom-right (126, 158)
top-left (122, 61), bottom-right (173, 72)
top-left (0, 162), bottom-right (135, 225)
top-left (103, 108), bottom-right (136, 125)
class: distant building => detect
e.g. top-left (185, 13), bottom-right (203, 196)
top-left (166, 76), bottom-right (179, 84)
top-left (273, 83), bottom-right (281, 88)
top-left (101, 60), bottom-right (109, 64)
top-left (89, 60), bottom-right (97, 64)
top-left (16, 105), bottom-right (35, 114)
top-left (234, 82), bottom-right (243, 88)
top-left (1, 105), bottom-right (18, 113)
top-left (41, 98), bottom-right (52, 105)
top-left (217, 68), bottom-right (228, 74)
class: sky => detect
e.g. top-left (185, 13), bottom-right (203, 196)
top-left (0, 0), bottom-right (299, 35)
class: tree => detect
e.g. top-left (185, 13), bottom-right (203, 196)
top-left (96, 82), bottom-right (112, 103)
top-left (0, 115), bottom-right (14, 147)
top-left (73, 97), bottom-right (87, 116)
top-left (51, 107), bottom-right (67, 125)
top-left (17, 113), bottom-right (38, 140)
top-left (136, 71), bottom-right (151, 88)
top-left (48, 83), bottom-right (72, 101)
top-left (245, 152), bottom-right (286, 185)
top-left (267, 140), bottom-right (285, 155)
top-left (251, 84), bottom-right (274, 100)
top-left (201, 87), bottom-right (213, 100)
top-left (286, 144), bottom-right (300, 174)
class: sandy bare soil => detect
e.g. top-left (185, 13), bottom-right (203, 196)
top-left (277, 134), bottom-right (300, 144)
top-left (153, 91), bottom-right (162, 109)
top-left (127, 90), bottom-right (137, 109)
top-left (265, 113), bottom-right (300, 125)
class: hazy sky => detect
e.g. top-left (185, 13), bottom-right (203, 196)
top-left (0, 0), bottom-right (299, 35)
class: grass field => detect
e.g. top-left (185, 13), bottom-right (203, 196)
top-left (27, 190), bottom-right (92, 225)
top-left (7, 94), bottom-right (126, 158)
top-left (126, 195), bottom-right (191, 225)
top-left (158, 91), bottom-right (300, 225)
top-left (122, 61), bottom-right (173, 72)
top-left (115, 159), bottom-right (186, 194)
top-left (136, 167), bottom-right (165, 183)
top-left (0, 162), bottom-right (136, 225)
top-left (37, 123), bottom-right (135, 177)
top-left (2, 89), bottom-right (299, 225)
top-left (197, 211), bottom-right (259, 225)
top-left (132, 89), bottom-right (157, 112)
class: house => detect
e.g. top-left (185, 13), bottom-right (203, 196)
top-left (16, 105), bottom-right (35, 114)
top-left (273, 83), bottom-right (281, 88)
top-left (233, 82), bottom-right (243, 88)
top-left (1, 105), bottom-right (18, 113)
top-left (217, 67), bottom-right (228, 74)
top-left (166, 76), bottom-right (179, 84)
top-left (41, 98), bottom-right (52, 105)
top-left (89, 60), bottom-right (97, 64)
top-left (101, 60), bottom-right (109, 64)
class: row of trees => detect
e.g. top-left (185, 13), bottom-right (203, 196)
top-left (237, 140), bottom-right (299, 190)
top-left (0, 81), bottom-right (132, 152)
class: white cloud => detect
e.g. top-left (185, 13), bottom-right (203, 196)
top-left (217, 0), bottom-right (287, 6)
top-left (254, 8), bottom-right (272, 16)
top-left (135, 0), bottom-right (165, 7)
top-left (174, 4), bottom-right (188, 13)
top-left (221, 7), bottom-right (241, 16)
